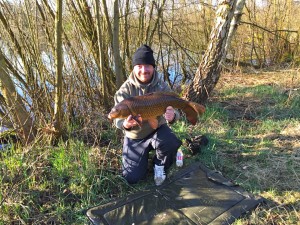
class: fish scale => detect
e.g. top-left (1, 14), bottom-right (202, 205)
top-left (131, 95), bottom-right (166, 118)
top-left (131, 95), bottom-right (177, 118)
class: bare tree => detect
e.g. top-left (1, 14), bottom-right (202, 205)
top-left (0, 51), bottom-right (35, 143)
top-left (95, 0), bottom-right (109, 107)
top-left (184, 0), bottom-right (237, 103)
top-left (113, 0), bottom-right (124, 88)
top-left (123, 0), bottom-right (131, 70)
top-left (224, 0), bottom-right (246, 55)
top-left (53, 0), bottom-right (64, 136)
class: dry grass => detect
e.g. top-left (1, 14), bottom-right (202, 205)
top-left (202, 69), bottom-right (300, 225)
top-left (216, 69), bottom-right (300, 89)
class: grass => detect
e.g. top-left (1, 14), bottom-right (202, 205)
top-left (201, 70), bottom-right (300, 224)
top-left (0, 138), bottom-right (135, 224)
top-left (0, 70), bottom-right (300, 224)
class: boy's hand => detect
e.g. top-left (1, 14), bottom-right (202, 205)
top-left (164, 106), bottom-right (175, 122)
top-left (123, 114), bottom-right (142, 129)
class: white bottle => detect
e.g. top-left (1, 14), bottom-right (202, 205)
top-left (176, 149), bottom-right (183, 167)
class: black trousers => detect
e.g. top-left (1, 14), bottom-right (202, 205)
top-left (122, 124), bottom-right (182, 184)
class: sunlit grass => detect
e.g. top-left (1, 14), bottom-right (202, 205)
top-left (203, 72), bottom-right (300, 224)
top-left (0, 135), bottom-right (133, 224)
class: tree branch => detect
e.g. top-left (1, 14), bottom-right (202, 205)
top-left (241, 20), bottom-right (298, 43)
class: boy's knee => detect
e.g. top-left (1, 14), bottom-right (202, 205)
top-left (122, 169), bottom-right (146, 184)
top-left (174, 139), bottom-right (182, 149)
top-left (163, 138), bottom-right (182, 152)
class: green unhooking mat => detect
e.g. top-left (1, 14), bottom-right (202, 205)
top-left (86, 163), bottom-right (264, 225)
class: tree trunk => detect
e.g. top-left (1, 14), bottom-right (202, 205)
top-left (138, 0), bottom-right (146, 46)
top-left (113, 0), bottom-right (124, 88)
top-left (95, 0), bottom-right (109, 107)
top-left (53, 0), bottom-right (63, 136)
top-left (0, 51), bottom-right (35, 144)
top-left (224, 0), bottom-right (246, 55)
top-left (123, 0), bottom-right (131, 70)
top-left (184, 0), bottom-right (237, 103)
top-left (101, 0), bottom-right (113, 49)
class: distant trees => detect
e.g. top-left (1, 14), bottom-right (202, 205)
top-left (231, 0), bottom-right (300, 68)
top-left (0, 0), bottom-right (299, 143)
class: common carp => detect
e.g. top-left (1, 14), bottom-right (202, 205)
top-left (108, 92), bottom-right (205, 129)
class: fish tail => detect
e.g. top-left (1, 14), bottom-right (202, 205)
top-left (182, 102), bottom-right (205, 125)
top-left (189, 102), bottom-right (205, 115)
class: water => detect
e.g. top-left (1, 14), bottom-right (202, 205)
top-left (0, 127), bottom-right (11, 150)
top-left (0, 126), bottom-right (9, 133)
top-left (0, 144), bottom-right (10, 150)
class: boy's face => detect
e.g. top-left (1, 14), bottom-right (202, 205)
top-left (133, 64), bottom-right (154, 84)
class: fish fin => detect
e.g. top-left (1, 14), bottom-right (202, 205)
top-left (189, 102), bottom-right (206, 115)
top-left (183, 106), bottom-right (198, 125)
top-left (148, 118), bottom-right (159, 129)
top-left (182, 102), bottom-right (206, 125)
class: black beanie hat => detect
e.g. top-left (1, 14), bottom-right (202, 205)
top-left (132, 44), bottom-right (155, 67)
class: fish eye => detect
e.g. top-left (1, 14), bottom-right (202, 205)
top-left (110, 108), bottom-right (120, 115)
top-left (111, 108), bottom-right (117, 112)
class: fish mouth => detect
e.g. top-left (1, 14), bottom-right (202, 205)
top-left (107, 113), bottom-right (112, 120)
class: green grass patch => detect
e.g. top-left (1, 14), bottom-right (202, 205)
top-left (0, 136), bottom-right (133, 224)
